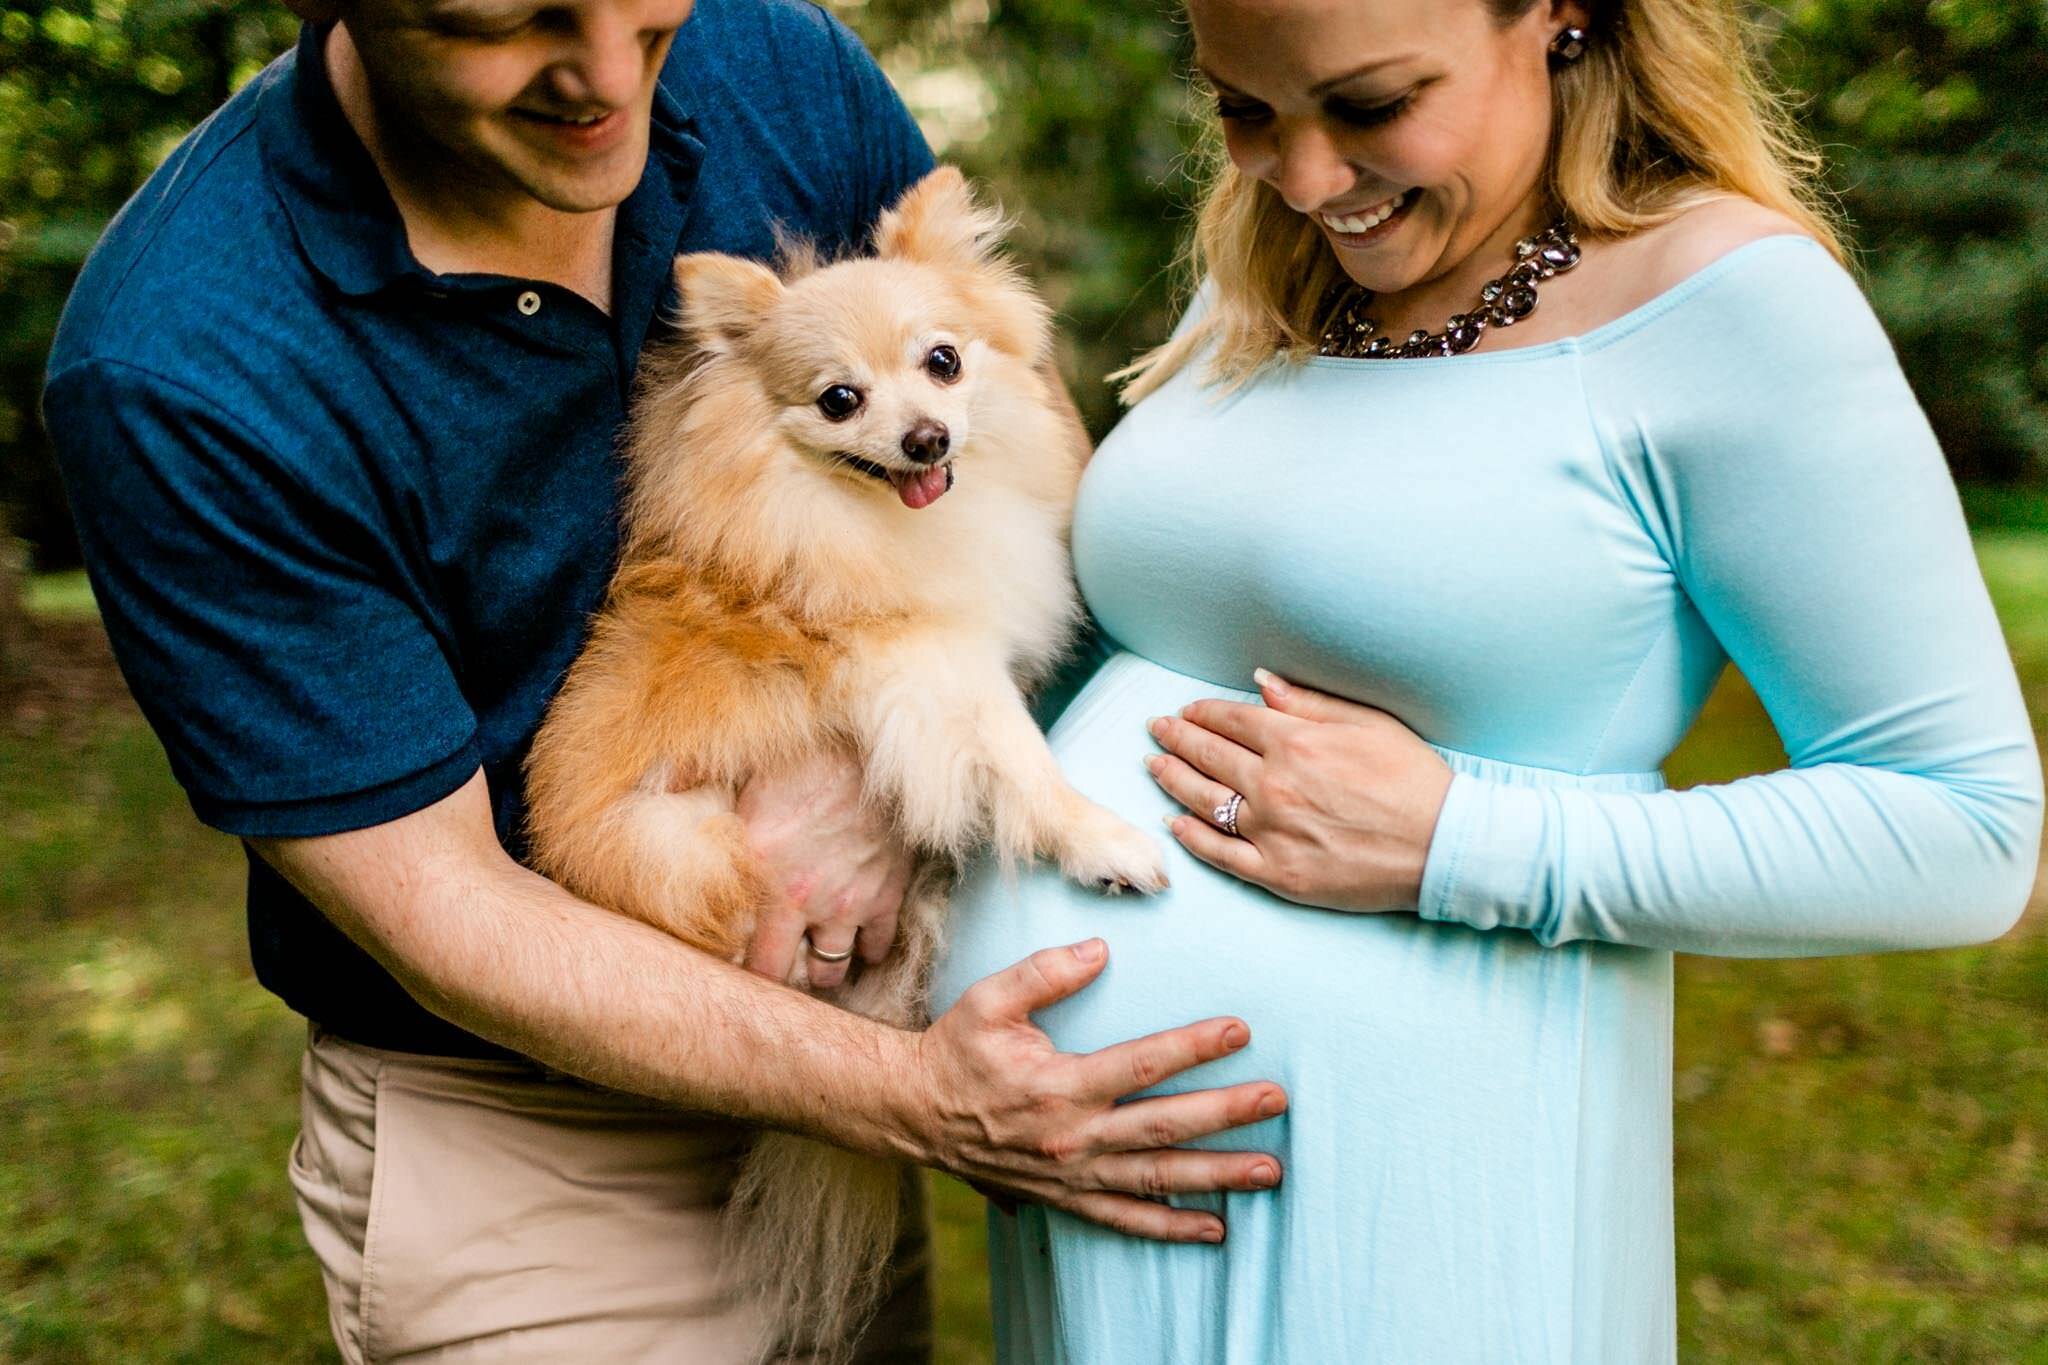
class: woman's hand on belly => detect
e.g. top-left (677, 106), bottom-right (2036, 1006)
top-left (1145, 668), bottom-right (1453, 914)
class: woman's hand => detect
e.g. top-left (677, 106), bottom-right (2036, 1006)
top-left (1145, 669), bottom-right (1454, 913)
top-left (737, 748), bottom-right (914, 990)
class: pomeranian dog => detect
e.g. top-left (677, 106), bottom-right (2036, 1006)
top-left (523, 167), bottom-right (1168, 1361)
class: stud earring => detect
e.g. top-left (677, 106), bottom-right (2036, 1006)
top-left (1549, 26), bottom-right (1588, 63)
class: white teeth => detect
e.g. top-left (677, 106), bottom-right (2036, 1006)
top-left (1320, 191), bottom-right (1410, 235)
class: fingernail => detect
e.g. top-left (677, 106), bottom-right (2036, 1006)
top-left (1161, 815), bottom-right (1181, 833)
top-left (1251, 1163), bottom-right (1279, 1188)
top-left (1223, 1023), bottom-right (1249, 1049)
top-left (1201, 1223), bottom-right (1225, 1244)
top-left (1147, 717), bottom-right (1167, 737)
top-left (1254, 667), bottom-right (1284, 693)
top-left (1143, 755), bottom-right (1162, 776)
top-left (1072, 938), bottom-right (1106, 964)
top-left (1258, 1090), bottom-right (1287, 1118)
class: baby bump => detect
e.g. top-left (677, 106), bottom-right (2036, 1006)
top-left (930, 652), bottom-right (1677, 1360)
top-left (931, 651), bottom-right (1657, 1167)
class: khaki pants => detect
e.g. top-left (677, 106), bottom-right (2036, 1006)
top-left (288, 1026), bottom-right (932, 1363)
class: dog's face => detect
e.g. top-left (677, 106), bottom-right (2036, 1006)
top-left (667, 167), bottom-right (1054, 513)
top-left (764, 271), bottom-right (984, 511)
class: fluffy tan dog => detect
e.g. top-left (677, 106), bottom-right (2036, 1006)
top-left (524, 167), bottom-right (1167, 1361)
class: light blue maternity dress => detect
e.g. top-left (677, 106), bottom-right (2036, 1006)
top-left (929, 236), bottom-right (2043, 1364)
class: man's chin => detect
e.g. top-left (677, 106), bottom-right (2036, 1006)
top-left (488, 134), bottom-right (651, 214)
top-left (517, 165), bottom-right (647, 214)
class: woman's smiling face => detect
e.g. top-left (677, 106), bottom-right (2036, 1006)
top-left (1186, 0), bottom-right (1586, 297)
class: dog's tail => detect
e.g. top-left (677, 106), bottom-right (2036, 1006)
top-left (729, 866), bottom-right (952, 1363)
top-left (728, 1134), bottom-right (913, 1363)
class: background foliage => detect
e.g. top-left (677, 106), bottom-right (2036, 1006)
top-left (2, 0), bottom-right (2046, 565)
top-left (0, 0), bottom-right (299, 565)
top-left (3, 2), bottom-right (2046, 1359)
top-left (1762, 0), bottom-right (2048, 480)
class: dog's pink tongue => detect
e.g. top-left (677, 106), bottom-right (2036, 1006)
top-left (894, 466), bottom-right (950, 510)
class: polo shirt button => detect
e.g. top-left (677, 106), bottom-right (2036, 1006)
top-left (516, 290), bottom-right (542, 316)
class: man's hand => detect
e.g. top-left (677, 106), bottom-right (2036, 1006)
top-left (737, 748), bottom-right (914, 991)
top-left (257, 772), bottom-right (1286, 1245)
top-left (909, 939), bottom-right (1288, 1243)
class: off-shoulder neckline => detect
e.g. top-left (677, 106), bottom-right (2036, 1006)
top-left (1300, 233), bottom-right (1830, 371)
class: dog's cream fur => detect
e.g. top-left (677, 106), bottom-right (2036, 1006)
top-left (524, 168), bottom-right (1166, 1360)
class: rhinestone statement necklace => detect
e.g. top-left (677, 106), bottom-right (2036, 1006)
top-left (1316, 220), bottom-right (1583, 359)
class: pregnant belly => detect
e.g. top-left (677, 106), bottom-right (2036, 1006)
top-left (929, 650), bottom-right (1670, 1154)
top-left (930, 652), bottom-right (1678, 1358)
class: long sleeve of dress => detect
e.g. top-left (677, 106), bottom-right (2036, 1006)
top-left (1416, 237), bottom-right (2043, 956)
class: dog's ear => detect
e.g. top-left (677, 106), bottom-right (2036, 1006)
top-left (673, 253), bottom-right (783, 353)
top-left (873, 166), bottom-right (1008, 270)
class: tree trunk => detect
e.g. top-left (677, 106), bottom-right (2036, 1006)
top-left (0, 504), bottom-right (25, 683)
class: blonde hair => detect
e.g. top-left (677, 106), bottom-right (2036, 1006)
top-left (1117, 0), bottom-right (1845, 403)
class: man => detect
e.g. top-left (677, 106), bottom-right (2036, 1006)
top-left (42, 0), bottom-right (1287, 1358)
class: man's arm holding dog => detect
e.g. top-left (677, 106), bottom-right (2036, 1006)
top-left (254, 768), bottom-right (1286, 1242)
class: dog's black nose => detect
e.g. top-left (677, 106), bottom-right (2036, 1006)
top-left (901, 419), bottom-right (950, 465)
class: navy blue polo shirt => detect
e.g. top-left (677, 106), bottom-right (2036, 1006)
top-left (44, 1), bottom-right (934, 1056)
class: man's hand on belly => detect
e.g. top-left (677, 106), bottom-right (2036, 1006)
top-left (910, 938), bottom-right (1290, 1244)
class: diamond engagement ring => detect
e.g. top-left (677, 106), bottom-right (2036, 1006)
top-left (806, 938), bottom-right (856, 963)
top-left (1212, 791), bottom-right (1245, 837)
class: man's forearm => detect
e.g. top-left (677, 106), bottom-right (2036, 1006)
top-left (258, 768), bottom-right (1291, 1244)
top-left (256, 774), bottom-right (932, 1162)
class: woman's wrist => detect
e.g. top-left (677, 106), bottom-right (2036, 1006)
top-left (1393, 763), bottom-right (1457, 910)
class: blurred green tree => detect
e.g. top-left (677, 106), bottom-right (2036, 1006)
top-left (1764, 0), bottom-right (2048, 480)
top-left (0, 0), bottom-right (299, 565)
top-left (833, 0), bottom-right (1203, 435)
top-left (3, 0), bottom-right (2045, 567)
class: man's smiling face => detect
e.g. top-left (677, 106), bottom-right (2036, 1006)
top-left (319, 0), bottom-right (696, 214)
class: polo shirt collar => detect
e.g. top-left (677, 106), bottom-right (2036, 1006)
top-left (260, 22), bottom-right (702, 302)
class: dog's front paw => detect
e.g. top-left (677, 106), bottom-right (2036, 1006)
top-left (1058, 803), bottom-right (1170, 896)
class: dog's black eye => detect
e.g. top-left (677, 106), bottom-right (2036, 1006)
top-left (925, 345), bottom-right (962, 383)
top-left (816, 384), bottom-right (864, 420)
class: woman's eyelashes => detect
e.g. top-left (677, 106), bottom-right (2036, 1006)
top-left (1212, 90), bottom-right (1417, 129)
top-left (1332, 92), bottom-right (1414, 128)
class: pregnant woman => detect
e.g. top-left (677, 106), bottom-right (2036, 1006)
top-left (930, 0), bottom-right (2043, 1360)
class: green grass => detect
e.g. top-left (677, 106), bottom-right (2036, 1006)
top-left (0, 718), bottom-right (326, 1363)
top-left (1657, 532), bottom-right (2048, 1363)
top-left (6, 536), bottom-right (2047, 1362)
top-left (21, 569), bottom-right (98, 622)
top-left (1960, 482), bottom-right (2048, 536)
